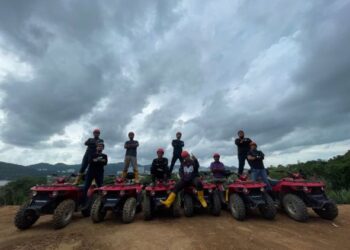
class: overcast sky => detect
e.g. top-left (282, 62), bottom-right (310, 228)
top-left (0, 0), bottom-right (349, 167)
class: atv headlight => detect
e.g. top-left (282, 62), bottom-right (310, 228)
top-left (321, 186), bottom-right (325, 191)
top-left (150, 190), bottom-right (156, 196)
top-left (32, 191), bottom-right (38, 197)
top-left (52, 191), bottom-right (59, 197)
top-left (120, 190), bottom-right (125, 196)
top-left (102, 190), bottom-right (108, 196)
top-left (208, 189), bottom-right (213, 193)
top-left (260, 187), bottom-right (265, 192)
top-left (303, 186), bottom-right (309, 192)
top-left (243, 188), bottom-right (249, 194)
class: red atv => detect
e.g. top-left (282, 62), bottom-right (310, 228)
top-left (227, 173), bottom-right (276, 221)
top-left (182, 179), bottom-right (221, 217)
top-left (268, 172), bottom-right (338, 222)
top-left (143, 179), bottom-right (181, 220)
top-left (91, 173), bottom-right (143, 224)
top-left (14, 174), bottom-right (95, 230)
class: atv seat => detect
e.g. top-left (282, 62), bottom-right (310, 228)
top-left (268, 178), bottom-right (280, 186)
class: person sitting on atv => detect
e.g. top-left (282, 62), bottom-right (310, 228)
top-left (161, 151), bottom-right (207, 208)
top-left (150, 148), bottom-right (169, 185)
top-left (210, 153), bottom-right (226, 180)
top-left (122, 131), bottom-right (140, 183)
top-left (82, 142), bottom-right (108, 205)
top-left (75, 128), bottom-right (104, 184)
top-left (247, 142), bottom-right (271, 190)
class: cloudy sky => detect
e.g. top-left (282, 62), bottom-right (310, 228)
top-left (0, 0), bottom-right (349, 167)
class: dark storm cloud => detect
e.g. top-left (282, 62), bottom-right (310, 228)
top-left (0, 0), bottom-right (349, 164)
top-left (0, 0), bottom-right (181, 146)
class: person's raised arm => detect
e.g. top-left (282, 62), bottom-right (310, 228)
top-left (247, 154), bottom-right (256, 161)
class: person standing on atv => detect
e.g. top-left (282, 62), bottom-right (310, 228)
top-left (235, 130), bottom-right (252, 175)
top-left (247, 142), bottom-right (271, 190)
top-left (169, 132), bottom-right (184, 175)
top-left (122, 132), bottom-right (140, 183)
top-left (82, 142), bottom-right (108, 205)
top-left (150, 148), bottom-right (169, 185)
top-left (210, 153), bottom-right (226, 180)
top-left (75, 128), bottom-right (104, 184)
top-left (161, 151), bottom-right (207, 208)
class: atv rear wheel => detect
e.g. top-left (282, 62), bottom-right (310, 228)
top-left (210, 191), bottom-right (221, 216)
top-left (143, 194), bottom-right (153, 220)
top-left (259, 193), bottom-right (277, 220)
top-left (171, 195), bottom-right (181, 218)
top-left (229, 193), bottom-right (246, 221)
top-left (53, 199), bottom-right (75, 229)
top-left (183, 194), bottom-right (194, 217)
top-left (313, 200), bottom-right (338, 220)
top-left (282, 194), bottom-right (308, 222)
top-left (91, 195), bottom-right (106, 223)
top-left (122, 197), bottom-right (137, 223)
top-left (14, 200), bottom-right (39, 230)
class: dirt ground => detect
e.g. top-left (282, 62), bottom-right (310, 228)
top-left (0, 205), bottom-right (349, 250)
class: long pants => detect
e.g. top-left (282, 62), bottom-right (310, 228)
top-left (82, 169), bottom-right (104, 204)
top-left (124, 155), bottom-right (138, 173)
top-left (250, 169), bottom-right (272, 190)
top-left (80, 152), bottom-right (92, 173)
top-left (174, 177), bottom-right (203, 194)
top-left (238, 153), bottom-right (248, 175)
top-left (169, 155), bottom-right (183, 174)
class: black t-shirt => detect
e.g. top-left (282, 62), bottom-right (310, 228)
top-left (151, 158), bottom-right (169, 177)
top-left (85, 138), bottom-right (104, 154)
top-left (89, 153), bottom-right (108, 171)
top-left (124, 140), bottom-right (139, 157)
top-left (179, 159), bottom-right (199, 181)
top-left (247, 150), bottom-right (265, 169)
top-left (235, 137), bottom-right (252, 155)
top-left (172, 139), bottom-right (184, 156)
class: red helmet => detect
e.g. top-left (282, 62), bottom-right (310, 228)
top-left (213, 153), bottom-right (220, 158)
top-left (93, 128), bottom-right (100, 134)
top-left (181, 151), bottom-right (190, 158)
top-left (157, 148), bottom-right (164, 154)
top-left (250, 141), bottom-right (257, 146)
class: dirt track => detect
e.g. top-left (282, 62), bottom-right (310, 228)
top-left (0, 205), bottom-right (349, 250)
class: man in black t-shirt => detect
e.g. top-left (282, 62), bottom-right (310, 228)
top-left (247, 142), bottom-right (271, 190)
top-left (75, 128), bottom-right (104, 185)
top-left (150, 148), bottom-right (169, 184)
top-left (169, 132), bottom-right (184, 174)
top-left (122, 132), bottom-right (140, 182)
top-left (81, 142), bottom-right (108, 204)
top-left (235, 130), bottom-right (252, 175)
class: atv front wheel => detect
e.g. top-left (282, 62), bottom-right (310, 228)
top-left (14, 200), bottom-right (39, 230)
top-left (259, 193), bottom-right (277, 220)
top-left (313, 201), bottom-right (338, 220)
top-left (53, 199), bottom-right (75, 229)
top-left (171, 195), bottom-right (181, 218)
top-left (282, 194), bottom-right (308, 222)
top-left (183, 194), bottom-right (194, 217)
top-left (122, 197), bottom-right (137, 223)
top-left (91, 195), bottom-right (106, 223)
top-left (229, 193), bottom-right (246, 221)
top-left (210, 191), bottom-right (221, 216)
top-left (142, 194), bottom-right (153, 220)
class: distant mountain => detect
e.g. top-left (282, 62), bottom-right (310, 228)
top-left (0, 161), bottom-right (238, 180)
